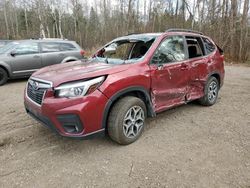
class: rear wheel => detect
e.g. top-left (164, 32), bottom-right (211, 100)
top-left (108, 96), bottom-right (147, 145)
top-left (199, 76), bottom-right (219, 106)
top-left (0, 68), bottom-right (8, 86)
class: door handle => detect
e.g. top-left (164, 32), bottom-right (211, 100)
top-left (181, 63), bottom-right (188, 70)
top-left (33, 55), bottom-right (40, 58)
top-left (157, 64), bottom-right (164, 70)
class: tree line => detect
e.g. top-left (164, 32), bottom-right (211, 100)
top-left (0, 0), bottom-right (249, 62)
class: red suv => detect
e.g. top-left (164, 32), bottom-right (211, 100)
top-left (24, 29), bottom-right (224, 145)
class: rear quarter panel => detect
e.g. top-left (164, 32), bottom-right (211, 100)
top-left (206, 47), bottom-right (225, 87)
top-left (62, 51), bottom-right (82, 62)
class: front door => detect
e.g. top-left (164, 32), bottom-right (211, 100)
top-left (150, 35), bottom-right (190, 112)
top-left (9, 42), bottom-right (42, 77)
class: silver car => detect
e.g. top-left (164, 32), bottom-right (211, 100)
top-left (0, 39), bottom-right (85, 85)
top-left (0, 40), bottom-right (13, 48)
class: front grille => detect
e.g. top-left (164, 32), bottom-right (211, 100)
top-left (27, 79), bottom-right (51, 105)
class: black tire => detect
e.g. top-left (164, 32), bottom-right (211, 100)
top-left (199, 76), bottom-right (219, 106)
top-left (0, 68), bottom-right (8, 86)
top-left (108, 96), bottom-right (147, 145)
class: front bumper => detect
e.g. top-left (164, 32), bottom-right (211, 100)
top-left (24, 88), bottom-right (109, 138)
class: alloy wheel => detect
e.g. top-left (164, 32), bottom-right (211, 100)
top-left (208, 81), bottom-right (218, 102)
top-left (123, 106), bottom-right (145, 138)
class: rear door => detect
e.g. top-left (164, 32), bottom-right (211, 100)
top-left (9, 42), bottom-right (42, 77)
top-left (150, 35), bottom-right (190, 112)
top-left (185, 36), bottom-right (208, 100)
top-left (41, 42), bottom-right (66, 66)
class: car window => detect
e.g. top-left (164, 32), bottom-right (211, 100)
top-left (41, 42), bottom-right (61, 53)
top-left (151, 36), bottom-right (185, 64)
top-left (129, 40), bottom-right (154, 59)
top-left (0, 41), bottom-right (6, 47)
top-left (60, 43), bottom-right (77, 51)
top-left (14, 42), bottom-right (39, 55)
top-left (0, 42), bottom-right (19, 54)
top-left (202, 37), bottom-right (216, 54)
top-left (105, 42), bottom-right (134, 60)
top-left (186, 36), bottom-right (204, 58)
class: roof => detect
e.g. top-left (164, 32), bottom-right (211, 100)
top-left (113, 33), bottom-right (163, 42)
top-left (166, 29), bottom-right (203, 35)
top-left (14, 38), bottom-right (74, 43)
top-left (113, 29), bottom-right (205, 43)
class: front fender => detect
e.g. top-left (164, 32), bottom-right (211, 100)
top-left (0, 61), bottom-right (11, 77)
top-left (101, 86), bottom-right (156, 129)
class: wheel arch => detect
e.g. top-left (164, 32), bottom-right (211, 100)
top-left (208, 72), bottom-right (221, 88)
top-left (61, 56), bottom-right (78, 63)
top-left (0, 64), bottom-right (10, 78)
top-left (101, 86), bottom-right (156, 129)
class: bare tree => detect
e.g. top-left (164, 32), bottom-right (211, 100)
top-left (0, 0), bottom-right (249, 62)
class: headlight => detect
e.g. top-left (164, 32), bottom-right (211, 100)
top-left (55, 76), bottom-right (105, 98)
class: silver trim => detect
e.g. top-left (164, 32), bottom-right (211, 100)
top-left (13, 69), bottom-right (39, 74)
top-left (30, 77), bottom-right (53, 87)
top-left (26, 77), bottom-right (53, 107)
top-left (123, 106), bottom-right (145, 138)
top-left (82, 128), bottom-right (105, 137)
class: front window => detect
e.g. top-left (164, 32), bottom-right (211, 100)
top-left (0, 42), bottom-right (19, 54)
top-left (93, 37), bottom-right (156, 64)
top-left (151, 36), bottom-right (186, 64)
top-left (14, 42), bottom-right (39, 55)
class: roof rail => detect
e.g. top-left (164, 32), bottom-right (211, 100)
top-left (166, 28), bottom-right (203, 35)
top-left (126, 32), bottom-right (140, 36)
top-left (30, 38), bottom-right (68, 40)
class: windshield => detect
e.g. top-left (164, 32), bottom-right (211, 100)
top-left (0, 42), bottom-right (19, 54)
top-left (92, 37), bottom-right (156, 64)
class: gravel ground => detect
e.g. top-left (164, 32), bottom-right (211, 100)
top-left (0, 65), bottom-right (249, 188)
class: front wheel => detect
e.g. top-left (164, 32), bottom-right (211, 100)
top-left (108, 96), bottom-right (147, 145)
top-left (199, 76), bottom-right (219, 106)
top-left (0, 68), bottom-right (8, 86)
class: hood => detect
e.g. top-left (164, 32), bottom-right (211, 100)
top-left (32, 59), bottom-right (129, 87)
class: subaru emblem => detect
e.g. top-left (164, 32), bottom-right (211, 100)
top-left (31, 80), bottom-right (39, 90)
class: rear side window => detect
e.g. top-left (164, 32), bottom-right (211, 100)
top-left (41, 42), bottom-right (61, 53)
top-left (186, 36), bottom-right (204, 58)
top-left (60, 43), bottom-right (77, 51)
top-left (202, 37), bottom-right (216, 54)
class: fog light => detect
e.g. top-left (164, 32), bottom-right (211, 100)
top-left (57, 114), bottom-right (83, 134)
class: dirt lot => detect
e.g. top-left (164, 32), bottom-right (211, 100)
top-left (0, 66), bottom-right (249, 188)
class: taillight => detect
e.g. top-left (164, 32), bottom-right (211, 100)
top-left (80, 50), bottom-right (85, 56)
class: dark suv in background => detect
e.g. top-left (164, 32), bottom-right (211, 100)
top-left (24, 29), bottom-right (225, 145)
top-left (0, 39), bottom-right (85, 85)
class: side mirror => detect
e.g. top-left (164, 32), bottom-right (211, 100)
top-left (104, 43), bottom-right (117, 55)
top-left (10, 51), bottom-right (16, 57)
